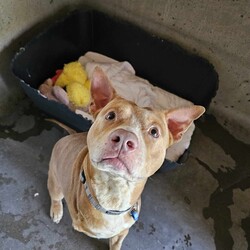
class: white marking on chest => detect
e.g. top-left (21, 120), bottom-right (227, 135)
top-left (92, 171), bottom-right (134, 211)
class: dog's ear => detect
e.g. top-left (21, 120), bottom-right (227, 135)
top-left (89, 67), bottom-right (116, 114)
top-left (165, 105), bottom-right (205, 143)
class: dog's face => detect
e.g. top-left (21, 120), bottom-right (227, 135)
top-left (87, 96), bottom-right (171, 181)
top-left (87, 67), bottom-right (205, 181)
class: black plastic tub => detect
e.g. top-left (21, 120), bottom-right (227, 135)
top-left (12, 9), bottom-right (218, 170)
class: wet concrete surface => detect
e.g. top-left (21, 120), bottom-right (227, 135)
top-left (0, 99), bottom-right (250, 250)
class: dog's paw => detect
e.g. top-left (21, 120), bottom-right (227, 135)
top-left (50, 200), bottom-right (63, 224)
top-left (73, 223), bottom-right (81, 232)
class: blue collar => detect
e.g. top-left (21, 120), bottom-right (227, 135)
top-left (80, 170), bottom-right (139, 220)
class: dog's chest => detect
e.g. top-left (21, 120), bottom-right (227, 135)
top-left (91, 172), bottom-right (133, 211)
top-left (76, 172), bottom-right (136, 238)
top-left (89, 213), bottom-right (133, 239)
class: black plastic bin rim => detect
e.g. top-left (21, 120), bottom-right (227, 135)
top-left (12, 9), bottom-right (218, 108)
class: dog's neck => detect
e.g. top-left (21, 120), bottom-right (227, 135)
top-left (84, 155), bottom-right (146, 211)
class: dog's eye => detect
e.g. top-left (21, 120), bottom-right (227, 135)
top-left (149, 127), bottom-right (160, 138)
top-left (105, 111), bottom-right (116, 120)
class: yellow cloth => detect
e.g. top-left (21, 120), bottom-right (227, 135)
top-left (55, 61), bottom-right (90, 107)
top-left (55, 61), bottom-right (87, 87)
top-left (67, 82), bottom-right (90, 107)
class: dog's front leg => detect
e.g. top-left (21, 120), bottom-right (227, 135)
top-left (47, 168), bottom-right (64, 224)
top-left (109, 229), bottom-right (129, 250)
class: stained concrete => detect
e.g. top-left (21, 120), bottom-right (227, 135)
top-left (0, 98), bottom-right (250, 250)
top-left (1, 2), bottom-right (250, 249)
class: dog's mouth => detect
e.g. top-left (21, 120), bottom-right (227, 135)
top-left (91, 156), bottom-right (146, 181)
top-left (101, 157), bottom-right (130, 173)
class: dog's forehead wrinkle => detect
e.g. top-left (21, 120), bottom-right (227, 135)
top-left (136, 108), bottom-right (164, 130)
top-left (104, 102), bottom-right (140, 129)
top-left (104, 101), bottom-right (132, 118)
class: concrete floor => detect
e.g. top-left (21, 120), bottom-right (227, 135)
top-left (0, 98), bottom-right (250, 250)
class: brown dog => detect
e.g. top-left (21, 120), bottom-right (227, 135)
top-left (47, 67), bottom-right (205, 250)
